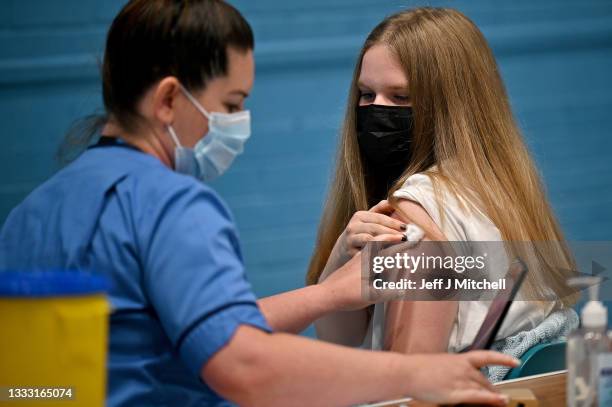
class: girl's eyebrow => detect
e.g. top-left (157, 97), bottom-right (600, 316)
top-left (386, 84), bottom-right (410, 91)
top-left (357, 81), bottom-right (409, 92)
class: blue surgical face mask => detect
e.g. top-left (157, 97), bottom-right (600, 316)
top-left (167, 85), bottom-right (251, 181)
top-left (167, 125), bottom-right (198, 177)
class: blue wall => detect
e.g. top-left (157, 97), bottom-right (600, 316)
top-left (1, 1), bottom-right (611, 323)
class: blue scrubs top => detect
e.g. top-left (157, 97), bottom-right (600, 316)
top-left (0, 137), bottom-right (271, 406)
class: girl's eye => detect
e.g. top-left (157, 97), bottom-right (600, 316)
top-left (359, 92), bottom-right (374, 101)
top-left (394, 95), bottom-right (411, 103)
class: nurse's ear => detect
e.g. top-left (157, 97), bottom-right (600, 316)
top-left (151, 77), bottom-right (182, 126)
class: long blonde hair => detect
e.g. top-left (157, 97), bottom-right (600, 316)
top-left (306, 7), bottom-right (577, 307)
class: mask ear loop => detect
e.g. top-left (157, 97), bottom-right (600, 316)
top-left (166, 125), bottom-right (181, 147)
top-left (179, 84), bottom-right (211, 119)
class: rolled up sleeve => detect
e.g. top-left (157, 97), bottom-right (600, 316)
top-left (179, 303), bottom-right (270, 375)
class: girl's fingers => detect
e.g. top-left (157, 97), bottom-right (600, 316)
top-left (369, 199), bottom-right (395, 215)
top-left (348, 232), bottom-right (403, 249)
top-left (374, 233), bottom-right (405, 243)
top-left (347, 233), bottom-right (374, 249)
top-left (362, 223), bottom-right (405, 237)
top-left (360, 212), bottom-right (406, 231)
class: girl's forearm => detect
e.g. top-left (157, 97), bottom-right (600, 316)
top-left (258, 284), bottom-right (339, 334)
top-left (314, 308), bottom-right (369, 346)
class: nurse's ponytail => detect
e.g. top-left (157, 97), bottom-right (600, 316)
top-left (58, 0), bottom-right (253, 163)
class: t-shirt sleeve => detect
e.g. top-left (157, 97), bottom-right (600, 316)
top-left (392, 172), bottom-right (471, 241)
top-left (392, 173), bottom-right (442, 225)
top-left (138, 178), bottom-right (271, 377)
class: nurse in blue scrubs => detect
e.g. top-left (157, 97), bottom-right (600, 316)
top-left (0, 1), bottom-right (518, 406)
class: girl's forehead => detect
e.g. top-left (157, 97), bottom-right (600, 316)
top-left (359, 45), bottom-right (409, 90)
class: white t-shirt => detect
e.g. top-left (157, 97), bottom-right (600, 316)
top-left (366, 171), bottom-right (555, 352)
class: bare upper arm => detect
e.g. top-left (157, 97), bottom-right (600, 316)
top-left (384, 299), bottom-right (458, 353)
top-left (385, 203), bottom-right (456, 353)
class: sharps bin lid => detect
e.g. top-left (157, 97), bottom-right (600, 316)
top-left (0, 271), bottom-right (108, 297)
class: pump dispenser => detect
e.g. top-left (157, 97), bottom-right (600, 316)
top-left (581, 279), bottom-right (607, 329)
top-left (567, 277), bottom-right (612, 407)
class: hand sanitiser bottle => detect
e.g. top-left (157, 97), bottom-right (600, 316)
top-left (567, 277), bottom-right (612, 407)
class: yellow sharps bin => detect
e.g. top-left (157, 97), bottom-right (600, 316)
top-left (0, 272), bottom-right (109, 407)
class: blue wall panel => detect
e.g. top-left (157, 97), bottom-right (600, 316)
top-left (1, 1), bottom-right (611, 328)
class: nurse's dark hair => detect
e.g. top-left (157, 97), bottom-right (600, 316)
top-left (58, 0), bottom-right (253, 162)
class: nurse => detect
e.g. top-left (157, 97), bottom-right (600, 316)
top-left (0, 1), bottom-right (517, 406)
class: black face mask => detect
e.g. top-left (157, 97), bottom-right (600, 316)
top-left (356, 104), bottom-right (414, 202)
top-left (356, 104), bottom-right (414, 167)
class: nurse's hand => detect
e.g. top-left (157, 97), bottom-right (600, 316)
top-left (320, 251), bottom-right (374, 311)
top-left (405, 351), bottom-right (518, 405)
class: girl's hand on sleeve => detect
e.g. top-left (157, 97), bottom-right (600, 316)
top-left (333, 200), bottom-right (407, 264)
top-left (393, 198), bottom-right (447, 241)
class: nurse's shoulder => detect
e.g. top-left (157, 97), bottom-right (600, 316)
top-left (76, 143), bottom-right (234, 226)
top-left (114, 149), bottom-right (235, 228)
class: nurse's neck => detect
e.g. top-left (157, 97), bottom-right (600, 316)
top-left (101, 121), bottom-right (174, 169)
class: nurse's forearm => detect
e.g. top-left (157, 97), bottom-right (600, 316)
top-left (257, 284), bottom-right (340, 333)
top-left (205, 326), bottom-right (416, 406)
top-left (203, 325), bottom-right (515, 407)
